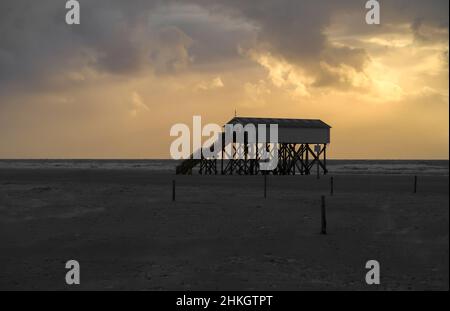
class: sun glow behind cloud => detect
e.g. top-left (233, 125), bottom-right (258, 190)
top-left (0, 0), bottom-right (448, 159)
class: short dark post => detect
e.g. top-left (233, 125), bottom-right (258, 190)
top-left (330, 176), bottom-right (334, 196)
top-left (414, 175), bottom-right (417, 194)
top-left (172, 180), bottom-right (176, 201)
top-left (321, 195), bottom-right (327, 235)
top-left (264, 174), bottom-right (267, 199)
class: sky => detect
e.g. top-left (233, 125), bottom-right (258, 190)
top-left (0, 0), bottom-right (448, 159)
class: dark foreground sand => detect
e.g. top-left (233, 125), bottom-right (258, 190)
top-left (0, 169), bottom-right (448, 290)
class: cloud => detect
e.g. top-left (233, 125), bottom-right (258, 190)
top-left (196, 76), bottom-right (225, 91)
top-left (130, 91), bottom-right (149, 117)
top-left (0, 0), bottom-right (251, 94)
top-left (249, 51), bottom-right (311, 97)
top-left (0, 0), bottom-right (448, 159)
top-left (149, 26), bottom-right (194, 74)
top-left (1, 0), bottom-right (448, 96)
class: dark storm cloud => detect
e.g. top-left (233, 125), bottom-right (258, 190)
top-left (0, 0), bottom-right (257, 93)
top-left (203, 0), bottom-right (448, 87)
top-left (0, 0), bottom-right (448, 93)
top-left (0, 1), bottom-right (76, 84)
top-left (0, 0), bottom-right (162, 84)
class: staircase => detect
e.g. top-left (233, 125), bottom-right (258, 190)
top-left (175, 156), bottom-right (201, 174)
top-left (175, 133), bottom-right (225, 174)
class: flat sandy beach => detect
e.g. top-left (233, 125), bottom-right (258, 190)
top-left (0, 168), bottom-right (448, 290)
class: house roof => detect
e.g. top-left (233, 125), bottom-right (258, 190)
top-left (226, 117), bottom-right (331, 129)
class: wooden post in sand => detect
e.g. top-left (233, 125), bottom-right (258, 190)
top-left (264, 174), bottom-right (267, 199)
top-left (414, 175), bottom-right (417, 194)
top-left (172, 180), bottom-right (176, 201)
top-left (321, 195), bottom-right (327, 235)
top-left (330, 176), bottom-right (334, 196)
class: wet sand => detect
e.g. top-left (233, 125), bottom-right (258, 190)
top-left (0, 169), bottom-right (448, 290)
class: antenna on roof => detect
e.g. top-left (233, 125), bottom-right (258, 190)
top-left (234, 109), bottom-right (237, 117)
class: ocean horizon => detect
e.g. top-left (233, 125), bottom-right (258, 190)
top-left (0, 159), bottom-right (448, 176)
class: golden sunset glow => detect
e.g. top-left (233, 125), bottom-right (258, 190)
top-left (0, 1), bottom-right (448, 159)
